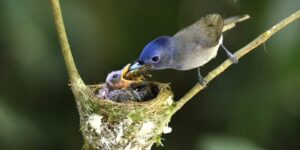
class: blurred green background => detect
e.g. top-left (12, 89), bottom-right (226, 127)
top-left (1, 0), bottom-right (300, 149)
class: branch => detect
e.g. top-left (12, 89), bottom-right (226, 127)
top-left (50, 0), bottom-right (81, 83)
top-left (173, 10), bottom-right (300, 113)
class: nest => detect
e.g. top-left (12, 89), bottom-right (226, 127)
top-left (70, 80), bottom-right (175, 149)
top-left (75, 82), bottom-right (174, 116)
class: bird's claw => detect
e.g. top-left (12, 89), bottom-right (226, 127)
top-left (229, 55), bottom-right (239, 64)
top-left (198, 78), bottom-right (208, 87)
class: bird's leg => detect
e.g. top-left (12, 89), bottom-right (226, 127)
top-left (221, 44), bottom-right (239, 64)
top-left (197, 67), bottom-right (207, 86)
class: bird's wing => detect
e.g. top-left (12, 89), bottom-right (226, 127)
top-left (174, 14), bottom-right (224, 48)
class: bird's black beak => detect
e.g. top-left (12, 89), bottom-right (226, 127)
top-left (129, 60), bottom-right (145, 71)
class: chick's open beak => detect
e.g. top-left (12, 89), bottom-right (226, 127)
top-left (120, 64), bottom-right (131, 82)
top-left (106, 63), bottom-right (149, 90)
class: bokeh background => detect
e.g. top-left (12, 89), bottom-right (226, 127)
top-left (1, 0), bottom-right (300, 149)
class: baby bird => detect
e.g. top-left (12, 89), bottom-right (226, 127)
top-left (130, 14), bottom-right (248, 84)
top-left (105, 64), bottom-right (133, 89)
top-left (99, 64), bottom-right (154, 102)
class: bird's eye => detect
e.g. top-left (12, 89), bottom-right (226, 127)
top-left (112, 74), bottom-right (119, 78)
top-left (152, 56), bottom-right (160, 62)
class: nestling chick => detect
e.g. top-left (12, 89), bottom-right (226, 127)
top-left (98, 64), bottom-right (156, 102)
top-left (105, 64), bottom-right (133, 90)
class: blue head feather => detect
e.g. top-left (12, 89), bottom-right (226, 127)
top-left (139, 36), bottom-right (170, 61)
top-left (153, 36), bottom-right (170, 46)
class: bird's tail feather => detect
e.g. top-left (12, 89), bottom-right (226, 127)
top-left (223, 14), bottom-right (250, 32)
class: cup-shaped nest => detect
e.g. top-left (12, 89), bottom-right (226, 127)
top-left (70, 80), bottom-right (175, 149)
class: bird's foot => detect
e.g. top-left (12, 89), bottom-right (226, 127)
top-left (221, 44), bottom-right (239, 64)
top-left (197, 67), bottom-right (208, 87)
top-left (198, 78), bottom-right (208, 87)
top-left (228, 54), bottom-right (239, 64)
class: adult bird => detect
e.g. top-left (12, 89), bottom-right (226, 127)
top-left (130, 14), bottom-right (249, 84)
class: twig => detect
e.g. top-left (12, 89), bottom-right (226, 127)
top-left (173, 10), bottom-right (300, 113)
top-left (50, 0), bottom-right (81, 83)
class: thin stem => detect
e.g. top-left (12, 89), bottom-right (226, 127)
top-left (50, 0), bottom-right (81, 83)
top-left (173, 10), bottom-right (300, 113)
